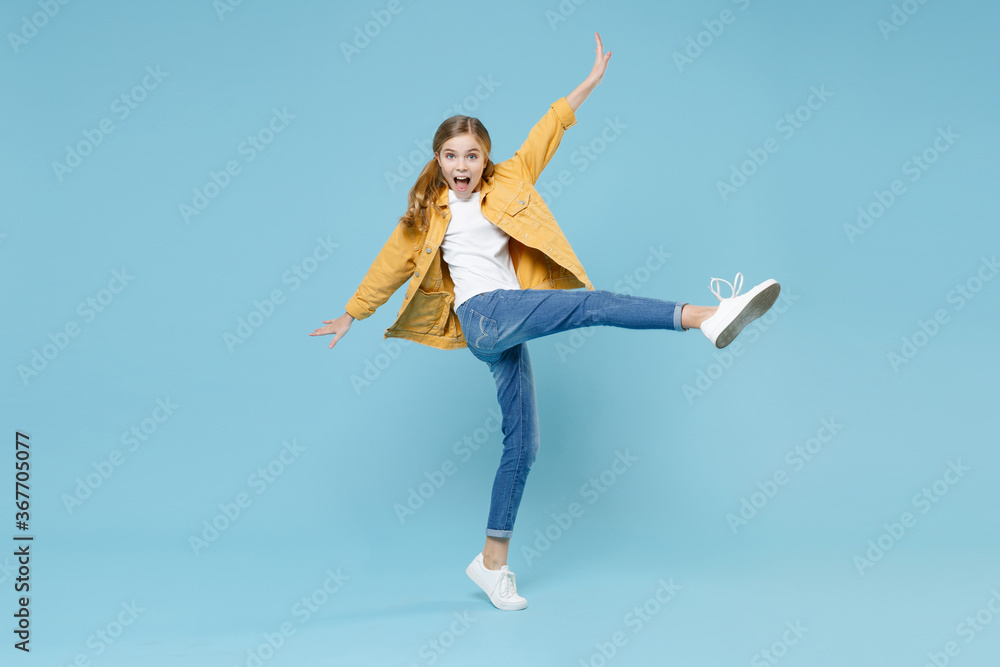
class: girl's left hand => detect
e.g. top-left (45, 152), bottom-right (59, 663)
top-left (587, 32), bottom-right (612, 85)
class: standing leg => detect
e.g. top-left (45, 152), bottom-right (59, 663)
top-left (481, 343), bottom-right (538, 545)
top-left (463, 341), bottom-right (536, 611)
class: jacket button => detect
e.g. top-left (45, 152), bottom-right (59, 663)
top-left (518, 200), bottom-right (525, 205)
top-left (426, 248), bottom-right (432, 253)
top-left (415, 271), bottom-right (420, 277)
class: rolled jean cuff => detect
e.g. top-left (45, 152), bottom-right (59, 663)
top-left (673, 301), bottom-right (688, 331)
top-left (486, 528), bottom-right (513, 539)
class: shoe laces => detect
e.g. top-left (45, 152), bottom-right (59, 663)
top-left (497, 569), bottom-right (518, 599)
top-left (709, 272), bottom-right (744, 301)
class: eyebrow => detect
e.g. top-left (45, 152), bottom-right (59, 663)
top-left (442, 148), bottom-right (480, 153)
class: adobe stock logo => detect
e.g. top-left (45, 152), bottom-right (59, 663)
top-left (716, 85), bottom-right (833, 202)
top-left (62, 397), bottom-right (180, 514)
top-left (339, 0), bottom-right (407, 63)
top-left (886, 254), bottom-right (996, 372)
top-left (544, 0), bottom-right (590, 31)
top-left (232, 567), bottom-right (350, 667)
top-left (51, 66), bottom-right (169, 182)
top-left (408, 611), bottom-right (478, 667)
top-left (188, 439), bottom-right (306, 556)
top-left (578, 578), bottom-right (682, 667)
top-left (179, 108), bottom-right (295, 224)
top-left (17, 269), bottom-right (135, 385)
top-left (877, 0), bottom-right (933, 40)
top-left (920, 588), bottom-right (1000, 667)
top-left (726, 417), bottom-right (843, 534)
top-left (214, 0), bottom-right (246, 21)
top-left (672, 0), bottom-right (753, 73)
top-left (750, 621), bottom-right (808, 667)
top-left (7, 0), bottom-right (73, 54)
top-left (393, 407), bottom-right (502, 524)
top-left (853, 459), bottom-right (969, 575)
top-left (843, 126), bottom-right (958, 244)
top-left (521, 449), bottom-right (638, 567)
top-left (223, 236), bottom-right (339, 352)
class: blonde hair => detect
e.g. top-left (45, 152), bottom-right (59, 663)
top-left (399, 116), bottom-right (495, 232)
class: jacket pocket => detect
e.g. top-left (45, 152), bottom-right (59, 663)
top-left (401, 288), bottom-right (451, 334)
top-left (504, 190), bottom-right (530, 216)
top-left (505, 189), bottom-right (557, 232)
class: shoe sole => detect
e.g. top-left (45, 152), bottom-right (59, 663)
top-left (465, 561), bottom-right (527, 611)
top-left (715, 281), bottom-right (781, 349)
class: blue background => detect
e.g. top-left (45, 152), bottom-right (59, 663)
top-left (2, 0), bottom-right (998, 665)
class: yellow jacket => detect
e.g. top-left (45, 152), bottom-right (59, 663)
top-left (344, 96), bottom-right (595, 350)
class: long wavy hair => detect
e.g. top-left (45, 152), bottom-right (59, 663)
top-left (399, 115), bottom-right (496, 232)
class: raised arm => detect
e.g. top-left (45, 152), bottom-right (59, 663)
top-left (566, 32), bottom-right (612, 113)
top-left (505, 33), bottom-right (613, 185)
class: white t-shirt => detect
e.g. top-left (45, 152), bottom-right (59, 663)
top-left (441, 188), bottom-right (522, 308)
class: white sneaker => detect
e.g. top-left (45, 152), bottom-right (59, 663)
top-left (700, 272), bottom-right (780, 348)
top-left (465, 553), bottom-right (527, 611)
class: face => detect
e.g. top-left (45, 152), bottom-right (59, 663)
top-left (435, 133), bottom-right (487, 200)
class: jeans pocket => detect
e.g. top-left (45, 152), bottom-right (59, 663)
top-left (467, 308), bottom-right (497, 351)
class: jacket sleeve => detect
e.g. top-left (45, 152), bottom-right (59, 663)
top-left (508, 97), bottom-right (578, 185)
top-left (344, 221), bottom-right (419, 321)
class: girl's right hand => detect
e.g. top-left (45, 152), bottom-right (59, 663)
top-left (310, 313), bottom-right (354, 349)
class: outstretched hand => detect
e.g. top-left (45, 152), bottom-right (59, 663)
top-left (309, 313), bottom-right (353, 349)
top-left (587, 32), bottom-right (612, 85)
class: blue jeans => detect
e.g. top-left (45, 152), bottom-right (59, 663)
top-left (454, 288), bottom-right (687, 538)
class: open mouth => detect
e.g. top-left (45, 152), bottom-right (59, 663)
top-left (454, 176), bottom-right (471, 192)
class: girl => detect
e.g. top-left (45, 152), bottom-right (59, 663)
top-left (310, 33), bottom-right (780, 611)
